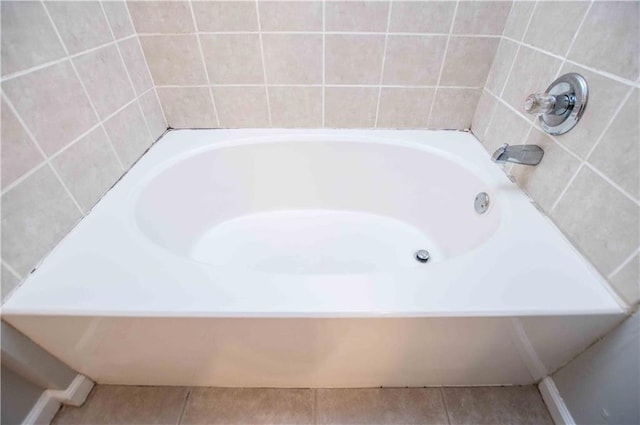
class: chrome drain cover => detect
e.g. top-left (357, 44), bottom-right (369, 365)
top-left (415, 249), bottom-right (430, 263)
top-left (475, 192), bottom-right (490, 214)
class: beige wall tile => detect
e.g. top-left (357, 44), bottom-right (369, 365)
top-left (1, 265), bottom-right (20, 302)
top-left (429, 88), bottom-right (481, 130)
top-left (53, 386), bottom-right (188, 425)
top-left (104, 102), bottom-right (152, 168)
top-left (46, 1), bottom-right (112, 54)
top-left (118, 37), bottom-right (153, 96)
top-left (263, 34), bottom-right (323, 85)
top-left (1, 166), bottom-right (82, 275)
top-left (552, 167), bottom-right (640, 275)
top-left (52, 127), bottom-right (123, 212)
top-left (201, 34), bottom-right (263, 84)
top-left (140, 35), bottom-right (207, 86)
top-left (182, 388), bottom-right (313, 425)
top-left (588, 89), bottom-right (639, 200)
top-left (326, 1), bottom-right (389, 32)
top-left (483, 100), bottom-right (530, 153)
top-left (471, 90), bottom-right (497, 142)
top-left (74, 45), bottom-right (135, 119)
top-left (382, 35), bottom-right (447, 86)
top-left (389, 1), bottom-right (455, 34)
top-left (377, 88), bottom-right (434, 128)
top-left (524, 1), bottom-right (589, 56)
top-left (140, 90), bottom-right (168, 139)
top-left (2, 61), bottom-right (98, 156)
top-left (316, 388), bottom-right (448, 425)
top-left (325, 35), bottom-right (385, 84)
top-left (555, 64), bottom-right (631, 158)
top-left (192, 1), bottom-right (258, 32)
top-left (1, 1), bottom-right (66, 76)
top-left (502, 46), bottom-right (562, 113)
top-left (157, 87), bottom-right (216, 129)
top-left (127, 1), bottom-right (194, 34)
top-left (102, 1), bottom-right (135, 39)
top-left (259, 1), bottom-right (322, 31)
top-left (440, 37), bottom-right (499, 87)
top-left (213, 87), bottom-right (270, 128)
top-left (325, 87), bottom-right (378, 128)
top-left (452, 1), bottom-right (512, 35)
top-left (269, 87), bottom-right (322, 128)
top-left (485, 39), bottom-right (518, 95)
top-left (1, 98), bottom-right (45, 189)
top-left (568, 1), bottom-right (639, 81)
top-left (512, 128), bottom-right (581, 212)
top-left (443, 386), bottom-right (553, 425)
top-left (609, 254), bottom-right (640, 306)
top-left (503, 0), bottom-right (535, 41)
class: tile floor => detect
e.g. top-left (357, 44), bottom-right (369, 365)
top-left (52, 385), bottom-right (553, 425)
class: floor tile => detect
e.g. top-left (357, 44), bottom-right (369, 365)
top-left (180, 388), bottom-right (314, 425)
top-left (52, 385), bottom-right (189, 425)
top-left (316, 387), bottom-right (448, 425)
top-left (442, 386), bottom-right (553, 425)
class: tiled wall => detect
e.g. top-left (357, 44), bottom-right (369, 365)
top-left (472, 0), bottom-right (639, 307)
top-left (1, 1), bottom-right (168, 301)
top-left (131, 0), bottom-right (511, 129)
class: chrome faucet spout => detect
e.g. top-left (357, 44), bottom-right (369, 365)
top-left (491, 143), bottom-right (544, 166)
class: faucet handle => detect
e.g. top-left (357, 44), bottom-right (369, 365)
top-left (524, 93), bottom-right (556, 116)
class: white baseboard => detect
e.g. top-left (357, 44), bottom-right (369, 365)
top-left (22, 374), bottom-right (94, 425)
top-left (539, 377), bottom-right (576, 425)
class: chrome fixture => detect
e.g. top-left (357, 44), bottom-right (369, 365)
top-left (415, 249), bottom-right (430, 263)
top-left (491, 143), bottom-right (544, 166)
top-left (524, 73), bottom-right (588, 135)
top-left (474, 192), bottom-right (490, 214)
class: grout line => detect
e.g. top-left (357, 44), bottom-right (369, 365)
top-left (188, 0), bottom-right (221, 127)
top-left (607, 248), bottom-right (640, 279)
top-left (1, 259), bottom-right (23, 280)
top-left (439, 387), bottom-right (452, 425)
top-left (374, 0), bottom-right (393, 128)
top-left (176, 388), bottom-right (191, 425)
top-left (557, 0), bottom-right (593, 75)
top-left (154, 84), bottom-right (484, 89)
top-left (321, 0), bottom-right (325, 127)
top-left (255, 0), bottom-right (273, 127)
top-left (135, 31), bottom-right (501, 38)
top-left (426, 0), bottom-right (460, 126)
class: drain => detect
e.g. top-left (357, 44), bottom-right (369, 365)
top-left (475, 192), bottom-right (490, 214)
top-left (415, 249), bottom-right (430, 263)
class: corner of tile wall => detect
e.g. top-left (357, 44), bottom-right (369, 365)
top-left (1, 0), bottom-right (168, 303)
top-left (471, 0), bottom-right (640, 308)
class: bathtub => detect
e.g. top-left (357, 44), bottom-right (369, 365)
top-left (3, 129), bottom-right (624, 387)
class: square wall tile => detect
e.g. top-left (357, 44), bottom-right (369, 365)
top-left (503, 0), bottom-right (535, 41)
top-left (140, 90), bottom-right (168, 139)
top-left (382, 35), bottom-right (447, 86)
top-left (610, 254), bottom-right (640, 306)
top-left (512, 128), bottom-right (581, 212)
top-left (192, 1), bottom-right (258, 32)
top-left (377, 88), bottom-right (434, 128)
top-left (201, 34), bottom-right (264, 84)
top-left (104, 102), bottom-right (152, 168)
top-left (157, 87), bottom-right (216, 129)
top-left (213, 87), bottom-right (270, 128)
top-left (263, 34), bottom-right (322, 85)
top-left (484, 39), bottom-right (518, 95)
top-left (471, 90), bottom-right (498, 141)
top-left (440, 37), bottom-right (499, 87)
top-left (1, 98), bottom-right (45, 190)
top-left (102, 1), bottom-right (135, 39)
top-left (524, 1), bottom-right (589, 56)
top-left (269, 87), bottom-right (322, 128)
top-left (52, 127), bottom-right (123, 212)
top-left (588, 89), bottom-right (639, 200)
top-left (389, 1), bottom-right (455, 34)
top-left (46, 1), bottom-right (112, 54)
top-left (259, 1), bottom-right (322, 31)
top-left (429, 88), bottom-right (481, 130)
top-left (568, 1), bottom-right (639, 81)
top-left (118, 37), bottom-right (154, 96)
top-left (1, 1), bottom-right (66, 76)
top-left (326, 1), bottom-right (390, 32)
top-left (552, 167), bottom-right (640, 276)
top-left (452, 1), bottom-right (512, 35)
top-left (325, 87), bottom-right (378, 128)
top-left (325, 35), bottom-right (385, 85)
top-left (140, 35), bottom-right (207, 86)
top-left (1, 166), bottom-right (82, 275)
top-left (483, 100), bottom-right (530, 153)
top-left (2, 61), bottom-right (98, 156)
top-left (74, 45), bottom-right (135, 119)
top-left (127, 1), bottom-right (194, 34)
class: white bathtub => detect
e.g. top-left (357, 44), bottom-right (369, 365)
top-left (3, 129), bottom-right (624, 387)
